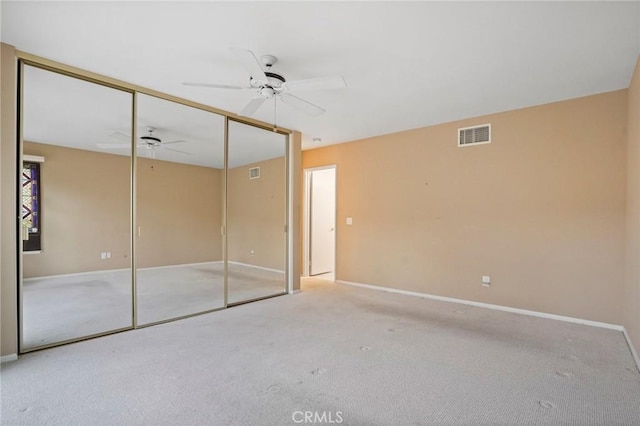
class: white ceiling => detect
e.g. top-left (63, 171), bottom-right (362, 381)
top-left (3, 1), bottom-right (640, 150)
top-left (22, 64), bottom-right (286, 168)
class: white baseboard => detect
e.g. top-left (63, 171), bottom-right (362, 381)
top-left (228, 261), bottom-right (285, 275)
top-left (339, 279), bottom-right (640, 370)
top-left (24, 267), bottom-right (130, 282)
top-left (26, 261), bottom-right (286, 282)
top-left (336, 280), bottom-right (624, 331)
top-left (138, 261), bottom-right (222, 272)
top-left (622, 328), bottom-right (640, 373)
top-left (24, 261), bottom-right (224, 282)
top-left (1, 354), bottom-right (18, 363)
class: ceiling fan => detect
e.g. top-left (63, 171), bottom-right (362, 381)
top-left (97, 126), bottom-right (191, 158)
top-left (183, 48), bottom-right (347, 117)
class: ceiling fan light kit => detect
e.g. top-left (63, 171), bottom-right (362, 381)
top-left (183, 48), bottom-right (347, 119)
top-left (97, 126), bottom-right (192, 157)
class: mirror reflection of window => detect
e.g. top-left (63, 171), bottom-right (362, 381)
top-left (22, 161), bottom-right (41, 252)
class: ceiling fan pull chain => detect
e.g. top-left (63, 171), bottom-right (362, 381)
top-left (274, 96), bottom-right (278, 131)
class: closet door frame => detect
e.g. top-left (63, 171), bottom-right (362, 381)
top-left (131, 92), bottom-right (227, 328)
top-left (17, 60), bottom-right (136, 353)
top-left (16, 51), bottom-right (294, 354)
top-left (225, 117), bottom-right (290, 307)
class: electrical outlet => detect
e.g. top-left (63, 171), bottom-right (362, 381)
top-left (250, 250), bottom-right (255, 255)
top-left (106, 252), bottom-right (111, 259)
top-left (482, 276), bottom-right (491, 286)
top-left (101, 252), bottom-right (106, 260)
top-left (346, 217), bottom-right (353, 225)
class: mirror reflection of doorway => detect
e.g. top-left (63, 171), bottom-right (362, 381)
top-left (305, 166), bottom-right (336, 281)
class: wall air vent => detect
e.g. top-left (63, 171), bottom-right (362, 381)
top-left (249, 167), bottom-right (260, 180)
top-left (458, 124), bottom-right (491, 147)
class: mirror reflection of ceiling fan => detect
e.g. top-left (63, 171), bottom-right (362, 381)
top-left (183, 48), bottom-right (347, 117)
top-left (97, 126), bottom-right (192, 158)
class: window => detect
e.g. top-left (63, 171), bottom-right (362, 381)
top-left (22, 161), bottom-right (41, 252)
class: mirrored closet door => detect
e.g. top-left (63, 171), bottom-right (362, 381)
top-left (20, 65), bottom-right (133, 350)
top-left (227, 120), bottom-right (288, 304)
top-left (19, 61), bottom-right (292, 352)
top-left (135, 94), bottom-right (225, 325)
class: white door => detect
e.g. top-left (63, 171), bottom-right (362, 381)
top-left (310, 168), bottom-right (336, 275)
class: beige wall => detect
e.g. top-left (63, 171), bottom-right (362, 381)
top-left (22, 142), bottom-right (130, 277)
top-left (1, 43), bottom-right (18, 356)
top-left (22, 142), bottom-right (223, 277)
top-left (227, 156), bottom-right (286, 271)
top-left (625, 55), bottom-right (640, 356)
top-left (303, 90), bottom-right (627, 325)
top-left (137, 157), bottom-right (222, 268)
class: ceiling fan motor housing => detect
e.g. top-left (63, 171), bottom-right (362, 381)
top-left (251, 71), bottom-right (286, 91)
top-left (140, 135), bottom-right (161, 146)
top-left (141, 126), bottom-right (162, 146)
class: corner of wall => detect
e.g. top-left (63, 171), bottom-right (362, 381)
top-left (624, 54), bottom-right (640, 359)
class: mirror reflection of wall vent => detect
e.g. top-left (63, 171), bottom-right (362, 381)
top-left (249, 167), bottom-right (261, 180)
top-left (458, 124), bottom-right (491, 147)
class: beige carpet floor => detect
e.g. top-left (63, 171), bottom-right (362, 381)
top-left (21, 262), bottom-right (285, 350)
top-left (3, 278), bottom-right (639, 425)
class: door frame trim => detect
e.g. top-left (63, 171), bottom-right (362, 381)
top-left (303, 165), bottom-right (337, 278)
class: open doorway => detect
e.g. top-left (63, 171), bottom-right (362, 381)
top-left (303, 166), bottom-right (336, 281)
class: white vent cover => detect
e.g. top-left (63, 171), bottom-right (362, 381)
top-left (249, 167), bottom-right (260, 179)
top-left (458, 124), bottom-right (491, 147)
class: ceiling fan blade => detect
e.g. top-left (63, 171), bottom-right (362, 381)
top-left (279, 93), bottom-right (326, 117)
top-left (97, 143), bottom-right (130, 149)
top-left (182, 82), bottom-right (247, 90)
top-left (108, 131), bottom-right (131, 140)
top-left (231, 48), bottom-right (268, 83)
top-left (161, 147), bottom-right (192, 155)
top-left (238, 96), bottom-right (267, 117)
top-left (162, 139), bottom-right (187, 145)
top-left (283, 75), bottom-right (347, 92)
